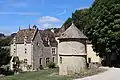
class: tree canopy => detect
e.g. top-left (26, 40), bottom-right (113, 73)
top-left (0, 47), bottom-right (11, 67)
top-left (86, 0), bottom-right (120, 66)
top-left (72, 8), bottom-right (89, 34)
top-left (63, 0), bottom-right (120, 66)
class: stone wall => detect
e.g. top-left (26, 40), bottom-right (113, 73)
top-left (87, 44), bottom-right (101, 63)
top-left (33, 31), bottom-right (58, 70)
top-left (58, 39), bottom-right (87, 75)
top-left (33, 31), bottom-right (44, 70)
top-left (59, 56), bottom-right (87, 75)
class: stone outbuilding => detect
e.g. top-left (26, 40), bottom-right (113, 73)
top-left (58, 23), bottom-right (87, 75)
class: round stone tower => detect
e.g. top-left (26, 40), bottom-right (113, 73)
top-left (58, 23), bottom-right (87, 75)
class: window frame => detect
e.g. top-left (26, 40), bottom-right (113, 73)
top-left (51, 47), bottom-right (56, 54)
top-left (39, 58), bottom-right (42, 65)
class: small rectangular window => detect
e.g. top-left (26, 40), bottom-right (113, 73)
top-left (40, 58), bottom-right (42, 65)
top-left (51, 47), bottom-right (56, 54)
top-left (53, 57), bottom-right (55, 62)
top-left (88, 58), bottom-right (91, 63)
top-left (60, 57), bottom-right (62, 64)
top-left (25, 48), bottom-right (27, 54)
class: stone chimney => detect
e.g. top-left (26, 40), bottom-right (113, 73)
top-left (33, 25), bottom-right (37, 29)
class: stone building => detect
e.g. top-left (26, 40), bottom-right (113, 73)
top-left (10, 26), bottom-right (58, 71)
top-left (58, 23), bottom-right (87, 75)
top-left (87, 43), bottom-right (101, 63)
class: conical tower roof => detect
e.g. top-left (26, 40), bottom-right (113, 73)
top-left (58, 23), bottom-right (87, 39)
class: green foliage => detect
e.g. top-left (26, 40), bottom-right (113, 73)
top-left (72, 9), bottom-right (89, 34)
top-left (85, 0), bottom-right (120, 66)
top-left (0, 33), bottom-right (5, 37)
top-left (45, 28), bottom-right (60, 34)
top-left (63, 9), bottom-right (89, 34)
top-left (0, 36), bottom-right (13, 46)
top-left (0, 47), bottom-right (11, 67)
top-left (72, 68), bottom-right (106, 79)
top-left (47, 61), bottom-right (56, 68)
top-left (63, 17), bottom-right (72, 30)
top-left (0, 68), bottom-right (72, 80)
top-left (63, 0), bottom-right (120, 66)
top-left (12, 56), bottom-right (20, 72)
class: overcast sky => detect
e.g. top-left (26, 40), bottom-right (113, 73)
top-left (0, 0), bottom-right (94, 35)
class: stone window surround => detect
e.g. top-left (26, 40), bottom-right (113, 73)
top-left (39, 58), bottom-right (42, 65)
top-left (51, 47), bottom-right (56, 54)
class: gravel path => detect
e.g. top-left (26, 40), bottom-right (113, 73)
top-left (75, 67), bottom-right (120, 80)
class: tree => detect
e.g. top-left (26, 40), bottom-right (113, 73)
top-left (63, 17), bottom-right (72, 30)
top-left (12, 56), bottom-right (20, 73)
top-left (63, 9), bottom-right (89, 34)
top-left (72, 9), bottom-right (89, 34)
top-left (11, 33), bottom-right (16, 37)
top-left (86, 0), bottom-right (120, 66)
top-left (0, 33), bottom-right (5, 37)
top-left (0, 47), bottom-right (11, 67)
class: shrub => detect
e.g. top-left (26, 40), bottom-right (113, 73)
top-left (39, 65), bottom-right (44, 70)
top-left (0, 68), bottom-right (14, 76)
top-left (47, 61), bottom-right (56, 68)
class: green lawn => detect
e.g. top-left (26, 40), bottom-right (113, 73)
top-left (0, 69), bottom-right (72, 80)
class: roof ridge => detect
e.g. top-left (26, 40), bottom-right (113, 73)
top-left (58, 23), bottom-right (87, 39)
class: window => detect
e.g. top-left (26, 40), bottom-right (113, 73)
top-left (60, 57), bottom-right (62, 64)
top-left (37, 42), bottom-right (39, 46)
top-left (88, 58), bottom-right (91, 63)
top-left (25, 48), bottom-right (27, 54)
top-left (24, 59), bottom-right (27, 64)
top-left (51, 47), bottom-right (56, 54)
top-left (14, 49), bottom-right (16, 53)
top-left (39, 58), bottom-right (42, 65)
top-left (53, 57), bottom-right (55, 62)
top-left (46, 58), bottom-right (50, 64)
top-left (25, 51), bottom-right (27, 54)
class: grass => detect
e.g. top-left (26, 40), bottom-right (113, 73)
top-left (0, 68), bottom-right (72, 80)
top-left (71, 68), bottom-right (107, 79)
top-left (0, 68), bottom-right (106, 80)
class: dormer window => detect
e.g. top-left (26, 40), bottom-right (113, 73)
top-left (51, 47), bottom-right (56, 54)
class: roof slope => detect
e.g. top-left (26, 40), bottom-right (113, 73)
top-left (58, 23), bottom-right (87, 39)
top-left (15, 29), bottom-right (36, 43)
top-left (39, 30), bottom-right (58, 47)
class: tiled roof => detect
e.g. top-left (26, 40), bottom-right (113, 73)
top-left (39, 30), bottom-right (58, 47)
top-left (15, 29), bottom-right (36, 43)
top-left (58, 23), bottom-right (87, 39)
top-left (13, 28), bottom-right (57, 47)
